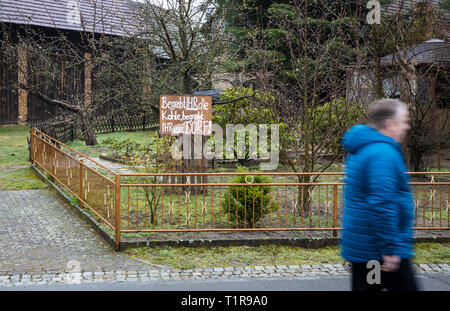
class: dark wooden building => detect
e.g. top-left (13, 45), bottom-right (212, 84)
top-left (346, 0), bottom-right (449, 107)
top-left (0, 0), bottom-right (137, 125)
top-left (347, 39), bottom-right (450, 103)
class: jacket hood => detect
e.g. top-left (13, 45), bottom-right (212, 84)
top-left (342, 124), bottom-right (401, 154)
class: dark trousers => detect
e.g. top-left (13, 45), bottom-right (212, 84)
top-left (351, 259), bottom-right (419, 291)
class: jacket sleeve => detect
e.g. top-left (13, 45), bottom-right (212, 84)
top-left (366, 148), bottom-right (401, 256)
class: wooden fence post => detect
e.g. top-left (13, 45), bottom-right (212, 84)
top-left (142, 115), bottom-right (146, 131)
top-left (29, 128), bottom-right (35, 164)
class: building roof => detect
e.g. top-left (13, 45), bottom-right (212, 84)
top-left (382, 0), bottom-right (450, 31)
top-left (380, 39), bottom-right (450, 65)
top-left (193, 89), bottom-right (224, 102)
top-left (0, 0), bottom-right (140, 37)
top-left (383, 0), bottom-right (444, 14)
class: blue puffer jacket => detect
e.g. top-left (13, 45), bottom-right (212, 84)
top-left (340, 124), bottom-right (414, 263)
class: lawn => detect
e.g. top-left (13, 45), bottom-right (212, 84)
top-left (65, 130), bottom-right (158, 158)
top-left (0, 125), bottom-right (48, 190)
top-left (0, 125), bottom-right (157, 190)
top-left (124, 242), bottom-right (450, 269)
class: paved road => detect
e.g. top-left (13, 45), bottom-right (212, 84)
top-left (1, 273), bottom-right (449, 291)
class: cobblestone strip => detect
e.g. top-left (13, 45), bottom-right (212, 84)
top-left (0, 264), bottom-right (448, 287)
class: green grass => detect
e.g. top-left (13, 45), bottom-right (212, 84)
top-left (124, 242), bottom-right (450, 269)
top-left (1, 167), bottom-right (49, 190)
top-left (0, 126), bottom-right (157, 190)
top-left (0, 125), bottom-right (47, 190)
top-left (428, 167), bottom-right (450, 173)
top-left (65, 130), bottom-right (157, 158)
top-left (0, 125), bottom-right (31, 167)
top-left (125, 244), bottom-right (346, 269)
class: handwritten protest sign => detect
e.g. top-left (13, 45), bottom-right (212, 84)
top-left (160, 95), bottom-right (212, 136)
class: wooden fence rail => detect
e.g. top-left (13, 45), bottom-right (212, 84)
top-left (29, 114), bottom-right (159, 143)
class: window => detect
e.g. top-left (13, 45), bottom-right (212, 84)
top-left (382, 74), bottom-right (401, 98)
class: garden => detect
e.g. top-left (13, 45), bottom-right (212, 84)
top-left (1, 0), bottom-right (449, 267)
top-left (25, 118), bottom-right (450, 248)
top-left (2, 123), bottom-right (449, 267)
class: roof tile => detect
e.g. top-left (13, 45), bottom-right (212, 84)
top-left (0, 0), bottom-right (138, 36)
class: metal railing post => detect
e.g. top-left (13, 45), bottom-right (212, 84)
top-left (333, 185), bottom-right (338, 238)
top-left (115, 174), bottom-right (121, 251)
top-left (52, 144), bottom-right (57, 176)
top-left (79, 160), bottom-right (84, 200)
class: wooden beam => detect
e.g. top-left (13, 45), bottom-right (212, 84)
top-left (84, 52), bottom-right (92, 109)
top-left (143, 58), bottom-right (151, 100)
top-left (18, 44), bottom-right (28, 124)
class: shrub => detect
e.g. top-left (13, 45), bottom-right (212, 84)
top-left (221, 167), bottom-right (277, 227)
top-left (102, 137), bottom-right (142, 158)
top-left (213, 87), bottom-right (287, 165)
top-left (126, 132), bottom-right (182, 225)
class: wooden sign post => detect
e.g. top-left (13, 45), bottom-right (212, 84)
top-left (160, 95), bottom-right (212, 194)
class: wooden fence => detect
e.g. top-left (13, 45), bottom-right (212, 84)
top-left (29, 114), bottom-right (159, 143)
top-left (0, 58), bottom-right (19, 125)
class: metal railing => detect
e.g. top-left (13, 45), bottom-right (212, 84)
top-left (30, 128), bottom-right (450, 250)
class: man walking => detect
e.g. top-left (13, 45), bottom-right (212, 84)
top-left (340, 98), bottom-right (419, 291)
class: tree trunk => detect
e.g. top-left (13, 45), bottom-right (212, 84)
top-left (144, 186), bottom-right (157, 226)
top-left (20, 83), bottom-right (98, 146)
top-left (81, 112), bottom-right (98, 146)
top-left (298, 145), bottom-right (313, 217)
top-left (298, 174), bottom-right (312, 218)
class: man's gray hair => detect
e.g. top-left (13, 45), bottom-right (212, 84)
top-left (368, 98), bottom-right (408, 129)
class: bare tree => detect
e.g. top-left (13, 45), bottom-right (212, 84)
top-left (365, 1), bottom-right (449, 171)
top-left (219, 1), bottom-right (367, 215)
top-left (0, 0), bottom-right (228, 145)
top-left (126, 0), bottom-right (228, 95)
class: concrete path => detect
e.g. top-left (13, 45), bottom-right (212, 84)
top-left (90, 157), bottom-right (134, 174)
top-left (0, 189), bottom-right (155, 275)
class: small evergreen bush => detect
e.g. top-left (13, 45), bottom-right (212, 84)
top-left (221, 167), bottom-right (277, 227)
